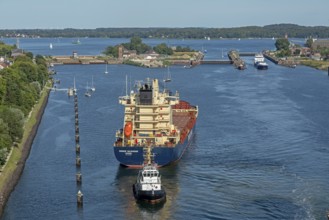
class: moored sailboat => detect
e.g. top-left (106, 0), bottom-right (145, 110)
top-left (84, 82), bottom-right (91, 97)
top-left (90, 75), bottom-right (95, 92)
top-left (104, 63), bottom-right (108, 74)
top-left (163, 66), bottom-right (171, 82)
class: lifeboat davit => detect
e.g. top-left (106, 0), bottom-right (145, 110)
top-left (124, 122), bottom-right (133, 138)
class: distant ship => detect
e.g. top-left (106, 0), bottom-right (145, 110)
top-left (114, 78), bottom-right (198, 167)
top-left (254, 53), bottom-right (268, 70)
top-left (49, 43), bottom-right (53, 49)
top-left (72, 38), bottom-right (81, 44)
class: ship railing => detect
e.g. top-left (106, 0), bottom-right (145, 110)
top-left (119, 95), bottom-right (131, 104)
top-left (114, 141), bottom-right (123, 146)
top-left (115, 130), bottom-right (123, 137)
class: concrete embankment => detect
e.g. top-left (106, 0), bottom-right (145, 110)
top-left (0, 84), bottom-right (51, 218)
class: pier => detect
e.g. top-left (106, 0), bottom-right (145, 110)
top-left (200, 60), bottom-right (232, 64)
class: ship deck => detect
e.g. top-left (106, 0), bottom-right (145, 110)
top-left (173, 111), bottom-right (191, 131)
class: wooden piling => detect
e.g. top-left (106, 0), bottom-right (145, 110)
top-left (75, 125), bottom-right (79, 133)
top-left (77, 190), bottom-right (83, 206)
top-left (75, 134), bottom-right (79, 143)
top-left (76, 156), bottom-right (81, 167)
top-left (76, 144), bottom-right (80, 153)
top-left (76, 172), bottom-right (82, 184)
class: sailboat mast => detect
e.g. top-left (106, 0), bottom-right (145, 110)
top-left (125, 75), bottom-right (128, 97)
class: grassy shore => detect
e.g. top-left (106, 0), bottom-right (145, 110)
top-left (299, 59), bottom-right (329, 71)
top-left (0, 81), bottom-right (51, 215)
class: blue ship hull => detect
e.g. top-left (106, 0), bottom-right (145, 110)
top-left (114, 126), bottom-right (196, 167)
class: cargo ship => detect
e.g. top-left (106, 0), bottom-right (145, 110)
top-left (114, 78), bottom-right (198, 167)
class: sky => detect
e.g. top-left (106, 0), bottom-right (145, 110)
top-left (0, 0), bottom-right (328, 29)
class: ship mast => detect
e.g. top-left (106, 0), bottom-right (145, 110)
top-left (143, 143), bottom-right (153, 165)
top-left (125, 75), bottom-right (128, 97)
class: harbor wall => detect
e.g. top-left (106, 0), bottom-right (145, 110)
top-left (0, 86), bottom-right (51, 218)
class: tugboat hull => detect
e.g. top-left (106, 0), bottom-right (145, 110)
top-left (133, 184), bottom-right (166, 204)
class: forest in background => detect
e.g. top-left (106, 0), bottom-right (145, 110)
top-left (1, 24), bottom-right (329, 39)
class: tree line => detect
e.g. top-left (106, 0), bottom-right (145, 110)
top-left (103, 37), bottom-right (195, 57)
top-left (0, 42), bottom-right (49, 165)
top-left (1, 24), bottom-right (329, 39)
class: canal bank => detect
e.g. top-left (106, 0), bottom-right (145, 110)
top-left (0, 82), bottom-right (52, 218)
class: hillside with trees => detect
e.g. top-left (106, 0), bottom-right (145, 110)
top-left (1, 24), bottom-right (329, 39)
top-left (0, 43), bottom-right (49, 165)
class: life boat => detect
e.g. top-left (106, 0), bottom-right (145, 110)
top-left (124, 122), bottom-right (133, 138)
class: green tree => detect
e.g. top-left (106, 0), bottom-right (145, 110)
top-left (153, 43), bottom-right (173, 55)
top-left (320, 47), bottom-right (329, 59)
top-left (294, 49), bottom-right (301, 56)
top-left (0, 77), bottom-right (6, 105)
top-left (305, 38), bottom-right (313, 48)
top-left (275, 38), bottom-right (290, 51)
top-left (122, 37), bottom-right (150, 54)
top-left (0, 118), bottom-right (12, 150)
top-left (103, 45), bottom-right (119, 57)
top-left (0, 42), bottom-right (14, 57)
top-left (13, 61), bottom-right (38, 83)
top-left (175, 46), bottom-right (195, 52)
top-left (0, 107), bottom-right (24, 142)
top-left (0, 148), bottom-right (9, 165)
top-left (25, 52), bottom-right (34, 60)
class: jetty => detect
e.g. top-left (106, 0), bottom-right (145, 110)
top-left (263, 51), bottom-right (297, 68)
top-left (228, 50), bottom-right (246, 70)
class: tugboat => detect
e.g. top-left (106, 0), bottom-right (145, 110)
top-left (132, 145), bottom-right (166, 204)
top-left (254, 53), bottom-right (268, 70)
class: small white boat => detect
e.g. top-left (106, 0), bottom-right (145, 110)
top-left (90, 75), bottom-right (95, 92)
top-left (85, 90), bottom-right (91, 97)
top-left (84, 82), bottom-right (91, 97)
top-left (104, 64), bottom-right (108, 74)
top-left (49, 43), bottom-right (53, 49)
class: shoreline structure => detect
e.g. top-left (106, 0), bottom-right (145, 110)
top-left (0, 84), bottom-right (51, 218)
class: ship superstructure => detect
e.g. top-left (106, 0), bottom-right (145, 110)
top-left (114, 78), bottom-right (198, 167)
